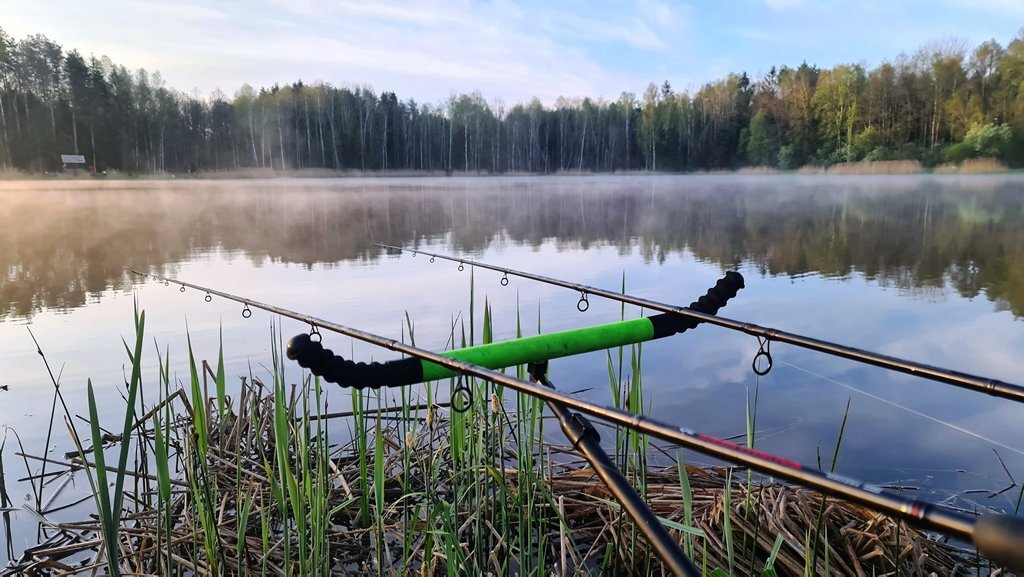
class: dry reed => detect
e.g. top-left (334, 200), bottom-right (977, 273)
top-left (826, 160), bottom-right (923, 175)
top-left (3, 377), bottom-right (980, 576)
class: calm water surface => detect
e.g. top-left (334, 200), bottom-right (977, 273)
top-left (1, 175), bottom-right (1023, 561)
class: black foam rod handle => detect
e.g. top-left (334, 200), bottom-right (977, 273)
top-left (286, 334), bottom-right (423, 389)
top-left (973, 514), bottom-right (1024, 572)
top-left (647, 271), bottom-right (745, 339)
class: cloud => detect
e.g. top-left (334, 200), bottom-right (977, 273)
top-left (764, 0), bottom-right (806, 10)
top-left (879, 311), bottom-right (1024, 383)
top-left (949, 0), bottom-right (1024, 18)
top-left (286, 0), bottom-right (686, 101)
top-left (209, 0), bottom-right (659, 99)
top-left (8, 0), bottom-right (1013, 107)
top-left (1, 0), bottom-right (681, 103)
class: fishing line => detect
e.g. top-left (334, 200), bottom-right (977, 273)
top-left (779, 359), bottom-right (1024, 457)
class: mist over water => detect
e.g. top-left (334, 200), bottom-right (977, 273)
top-left (1, 174), bottom-right (1023, 563)
top-left (4, 174), bottom-right (1024, 319)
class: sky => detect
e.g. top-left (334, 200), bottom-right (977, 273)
top-left (2, 0), bottom-right (1023, 105)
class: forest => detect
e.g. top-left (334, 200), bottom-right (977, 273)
top-left (1, 26), bottom-right (1022, 174)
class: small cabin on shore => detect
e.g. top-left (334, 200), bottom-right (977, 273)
top-left (60, 154), bottom-right (87, 174)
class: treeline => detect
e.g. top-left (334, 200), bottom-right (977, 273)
top-left (2, 27), bottom-right (1024, 174)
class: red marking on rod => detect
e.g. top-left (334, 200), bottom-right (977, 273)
top-left (695, 434), bottom-right (803, 470)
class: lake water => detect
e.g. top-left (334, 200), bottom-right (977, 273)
top-left (1, 175), bottom-right (1023, 562)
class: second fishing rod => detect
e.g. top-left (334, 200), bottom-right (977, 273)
top-left (375, 243), bottom-right (1024, 404)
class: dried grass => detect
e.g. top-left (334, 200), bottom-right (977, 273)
top-left (4, 381), bottom-right (977, 576)
top-left (737, 166), bottom-right (780, 175)
top-left (826, 161), bottom-right (923, 175)
top-left (934, 158), bottom-right (1008, 174)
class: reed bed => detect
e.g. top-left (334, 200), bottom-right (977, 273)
top-left (4, 377), bottom-right (976, 576)
top-left (934, 158), bottom-right (1008, 174)
top-left (736, 166), bottom-right (781, 175)
top-left (826, 160), bottom-right (923, 175)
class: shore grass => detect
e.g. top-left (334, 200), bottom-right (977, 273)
top-left (3, 381), bottom-right (975, 575)
top-left (2, 304), bottom-right (989, 576)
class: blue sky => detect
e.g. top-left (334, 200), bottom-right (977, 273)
top-left (3, 0), bottom-right (1022, 104)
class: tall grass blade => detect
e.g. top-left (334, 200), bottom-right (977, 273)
top-left (811, 397), bottom-right (852, 573)
top-left (763, 534), bottom-right (785, 577)
top-left (374, 403), bottom-right (385, 572)
top-left (86, 380), bottom-right (119, 576)
top-left (186, 331), bottom-right (208, 456)
top-left (216, 324), bottom-right (227, 424)
top-left (676, 451), bottom-right (694, 559)
top-left (111, 309), bottom-right (145, 535)
top-left (152, 410), bottom-right (172, 574)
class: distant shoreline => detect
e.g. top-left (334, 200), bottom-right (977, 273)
top-left (0, 158), bottom-right (1014, 181)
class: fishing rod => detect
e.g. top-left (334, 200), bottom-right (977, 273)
top-left (374, 243), bottom-right (1024, 404)
top-left (134, 270), bottom-right (1024, 572)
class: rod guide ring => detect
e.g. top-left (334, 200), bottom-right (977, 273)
top-left (452, 377), bottom-right (473, 413)
top-left (577, 292), bottom-right (590, 312)
top-left (752, 337), bottom-right (773, 376)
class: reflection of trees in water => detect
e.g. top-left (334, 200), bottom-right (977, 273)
top-left (2, 177), bottom-right (1023, 319)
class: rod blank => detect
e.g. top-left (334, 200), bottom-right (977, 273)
top-left (530, 363), bottom-right (700, 576)
top-left (374, 244), bottom-right (1024, 404)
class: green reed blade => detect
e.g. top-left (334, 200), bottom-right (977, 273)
top-left (237, 488), bottom-right (254, 570)
top-left (152, 413), bottom-right (171, 503)
top-left (374, 406), bottom-right (385, 571)
top-left (812, 397), bottom-right (852, 571)
top-left (482, 297), bottom-right (492, 345)
top-left (830, 398), bottom-right (852, 472)
top-left (259, 493), bottom-right (270, 576)
top-left (469, 266), bottom-right (475, 347)
top-left (272, 359), bottom-right (298, 568)
top-left (677, 451), bottom-right (695, 558)
top-left (186, 332), bottom-right (208, 456)
top-left (111, 309), bottom-right (145, 533)
top-left (153, 406), bottom-right (172, 574)
top-left (763, 534), bottom-right (785, 577)
top-left (87, 380), bottom-right (119, 576)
